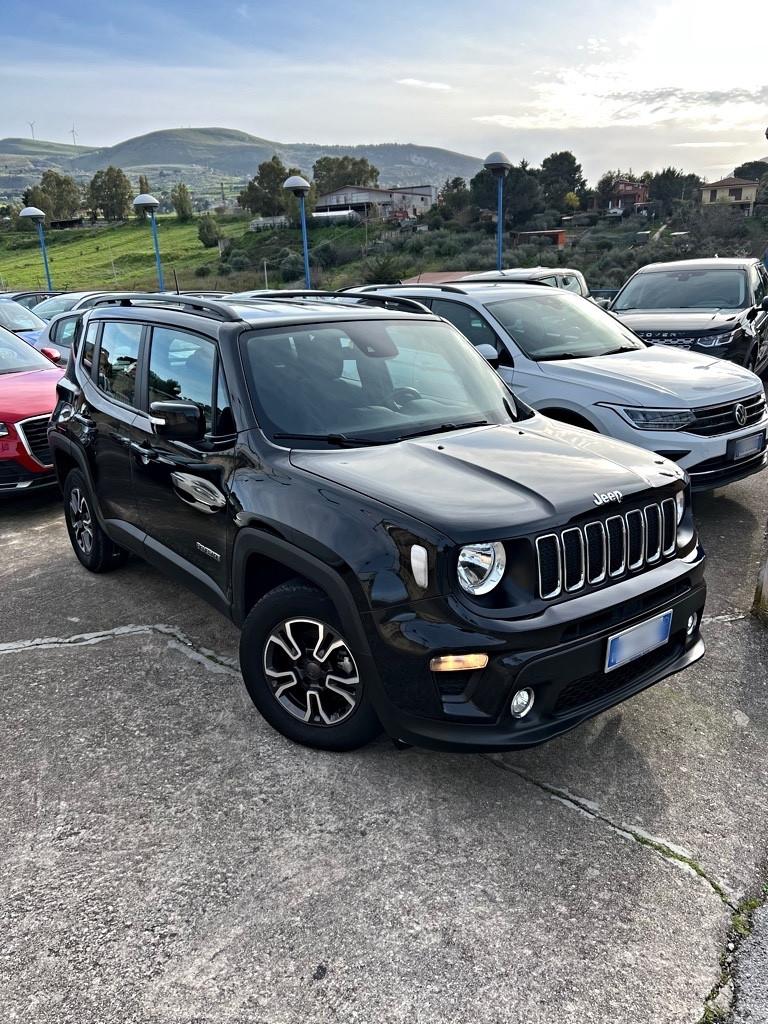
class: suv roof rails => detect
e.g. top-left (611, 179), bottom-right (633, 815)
top-left (347, 279), bottom-right (550, 295)
top-left (87, 292), bottom-right (245, 322)
top-left (232, 289), bottom-right (431, 315)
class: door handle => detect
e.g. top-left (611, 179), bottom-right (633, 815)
top-left (130, 441), bottom-right (159, 464)
top-left (170, 471), bottom-right (227, 514)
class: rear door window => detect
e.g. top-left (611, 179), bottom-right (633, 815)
top-left (94, 321), bottom-right (143, 407)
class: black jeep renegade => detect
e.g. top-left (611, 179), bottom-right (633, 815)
top-left (48, 293), bottom-right (706, 752)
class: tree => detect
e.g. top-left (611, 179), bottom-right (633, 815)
top-left (733, 160), bottom-right (768, 182)
top-left (647, 167), bottom-right (702, 214)
top-left (539, 151), bottom-right (586, 211)
top-left (437, 176), bottom-right (470, 215)
top-left (171, 182), bottom-right (194, 222)
top-left (238, 155), bottom-right (293, 217)
top-left (87, 166), bottom-right (133, 221)
top-left (198, 213), bottom-right (220, 248)
top-left (20, 185), bottom-right (53, 223)
top-left (469, 164), bottom-right (543, 226)
top-left (30, 170), bottom-right (81, 220)
top-left (312, 155), bottom-right (379, 194)
top-left (135, 174), bottom-right (151, 219)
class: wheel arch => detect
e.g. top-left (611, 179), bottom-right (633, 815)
top-left (537, 407), bottom-right (599, 431)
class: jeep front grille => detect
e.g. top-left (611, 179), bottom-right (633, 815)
top-left (535, 498), bottom-right (678, 600)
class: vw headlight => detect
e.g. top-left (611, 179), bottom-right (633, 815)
top-left (696, 331), bottom-right (735, 348)
top-left (0, 422), bottom-right (8, 437)
top-left (675, 489), bottom-right (686, 524)
top-left (457, 541), bottom-right (506, 596)
top-left (623, 408), bottom-right (695, 431)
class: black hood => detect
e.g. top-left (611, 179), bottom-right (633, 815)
top-left (290, 417), bottom-right (683, 543)
top-left (616, 309), bottom-right (744, 334)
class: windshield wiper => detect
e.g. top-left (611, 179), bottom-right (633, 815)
top-left (396, 419), bottom-right (489, 441)
top-left (536, 352), bottom-right (586, 361)
top-left (598, 346), bottom-right (641, 355)
top-left (272, 432), bottom-right (391, 447)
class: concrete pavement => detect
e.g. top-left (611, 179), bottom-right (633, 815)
top-left (0, 468), bottom-right (766, 1024)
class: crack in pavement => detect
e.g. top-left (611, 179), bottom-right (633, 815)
top-left (0, 624), bottom-right (241, 677)
top-left (482, 754), bottom-right (737, 909)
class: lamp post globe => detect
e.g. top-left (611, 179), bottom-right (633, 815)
top-left (132, 193), bottom-right (164, 290)
top-left (484, 151), bottom-right (513, 271)
top-left (19, 206), bottom-right (53, 289)
top-left (284, 175), bottom-right (312, 288)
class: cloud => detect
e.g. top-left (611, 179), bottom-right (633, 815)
top-left (395, 78), bottom-right (453, 92)
top-left (606, 85), bottom-right (768, 107)
top-left (672, 141), bottom-right (748, 148)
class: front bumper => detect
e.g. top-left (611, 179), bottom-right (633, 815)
top-left (595, 410), bottom-right (768, 490)
top-left (362, 553), bottom-right (706, 752)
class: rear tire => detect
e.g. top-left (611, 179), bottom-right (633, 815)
top-left (240, 580), bottom-right (382, 751)
top-left (63, 468), bottom-right (128, 573)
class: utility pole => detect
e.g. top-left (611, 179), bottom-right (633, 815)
top-left (263, 259), bottom-right (269, 288)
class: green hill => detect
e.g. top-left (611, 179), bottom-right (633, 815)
top-left (0, 127), bottom-right (483, 187)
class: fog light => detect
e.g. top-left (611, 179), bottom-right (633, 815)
top-left (430, 653), bottom-right (489, 672)
top-left (686, 613), bottom-right (697, 636)
top-left (510, 687), bottom-right (535, 719)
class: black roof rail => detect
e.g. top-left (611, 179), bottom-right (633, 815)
top-left (232, 289), bottom-right (432, 315)
top-left (86, 292), bottom-right (244, 322)
top-left (343, 282), bottom-right (471, 295)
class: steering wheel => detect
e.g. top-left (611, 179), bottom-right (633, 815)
top-left (391, 386), bottom-right (422, 408)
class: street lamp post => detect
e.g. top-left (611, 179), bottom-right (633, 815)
top-left (132, 193), bottom-right (165, 290)
top-left (283, 175), bottom-right (311, 288)
top-left (484, 151), bottom-right (513, 271)
top-left (19, 207), bottom-right (53, 289)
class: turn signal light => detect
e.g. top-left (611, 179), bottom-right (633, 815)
top-left (430, 653), bottom-right (489, 672)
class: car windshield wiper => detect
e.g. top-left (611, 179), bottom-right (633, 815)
top-left (536, 352), bottom-right (587, 361)
top-left (597, 346), bottom-right (641, 355)
top-left (272, 432), bottom-right (391, 448)
top-left (396, 419), bottom-right (489, 441)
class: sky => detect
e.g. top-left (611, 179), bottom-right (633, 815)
top-left (2, 0), bottom-right (766, 184)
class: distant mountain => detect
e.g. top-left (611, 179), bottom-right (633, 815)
top-left (0, 127), bottom-right (483, 186)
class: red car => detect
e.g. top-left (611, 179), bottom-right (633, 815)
top-left (0, 326), bottom-right (61, 493)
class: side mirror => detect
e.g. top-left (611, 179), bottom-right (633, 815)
top-left (150, 400), bottom-right (205, 442)
top-left (594, 297), bottom-right (610, 309)
top-left (476, 343), bottom-right (499, 366)
top-left (761, 296), bottom-right (768, 312)
top-left (40, 346), bottom-right (62, 364)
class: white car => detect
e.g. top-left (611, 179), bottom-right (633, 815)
top-left (358, 282), bottom-right (768, 491)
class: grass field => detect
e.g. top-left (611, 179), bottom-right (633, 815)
top-left (0, 215), bottom-right (375, 293)
top-left (0, 216), bottom-right (247, 291)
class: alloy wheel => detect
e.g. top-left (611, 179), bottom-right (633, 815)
top-left (263, 617), bottom-right (360, 726)
top-left (69, 487), bottom-right (94, 555)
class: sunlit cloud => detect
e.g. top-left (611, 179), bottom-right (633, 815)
top-left (395, 78), bottom-right (453, 92)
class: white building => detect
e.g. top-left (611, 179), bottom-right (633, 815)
top-left (315, 184), bottom-right (437, 219)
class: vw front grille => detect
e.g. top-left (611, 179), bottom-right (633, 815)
top-left (689, 392), bottom-right (766, 436)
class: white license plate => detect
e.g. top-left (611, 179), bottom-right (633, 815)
top-left (732, 431), bottom-right (765, 461)
top-left (605, 609), bottom-right (673, 673)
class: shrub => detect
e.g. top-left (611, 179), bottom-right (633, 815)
top-left (230, 255), bottom-right (251, 272)
top-left (194, 265), bottom-right (211, 278)
top-left (198, 214), bottom-right (220, 249)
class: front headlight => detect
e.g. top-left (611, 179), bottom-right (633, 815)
top-left (623, 408), bottom-right (695, 431)
top-left (675, 489), bottom-right (685, 524)
top-left (457, 541), bottom-right (506, 595)
top-left (696, 331), bottom-right (735, 348)
top-left (0, 422), bottom-right (8, 437)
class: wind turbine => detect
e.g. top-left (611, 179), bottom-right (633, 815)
top-left (28, 121), bottom-right (36, 141)
top-left (70, 124), bottom-right (78, 148)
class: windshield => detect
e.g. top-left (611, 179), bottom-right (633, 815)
top-left (242, 318), bottom-right (525, 447)
top-left (613, 268), bottom-right (749, 311)
top-left (33, 294), bottom-right (82, 319)
top-left (485, 291), bottom-right (644, 361)
top-left (0, 326), bottom-right (51, 374)
top-left (0, 300), bottom-right (46, 333)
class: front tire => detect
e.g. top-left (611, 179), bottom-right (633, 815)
top-left (63, 468), bottom-right (127, 573)
top-left (239, 581), bottom-right (381, 751)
